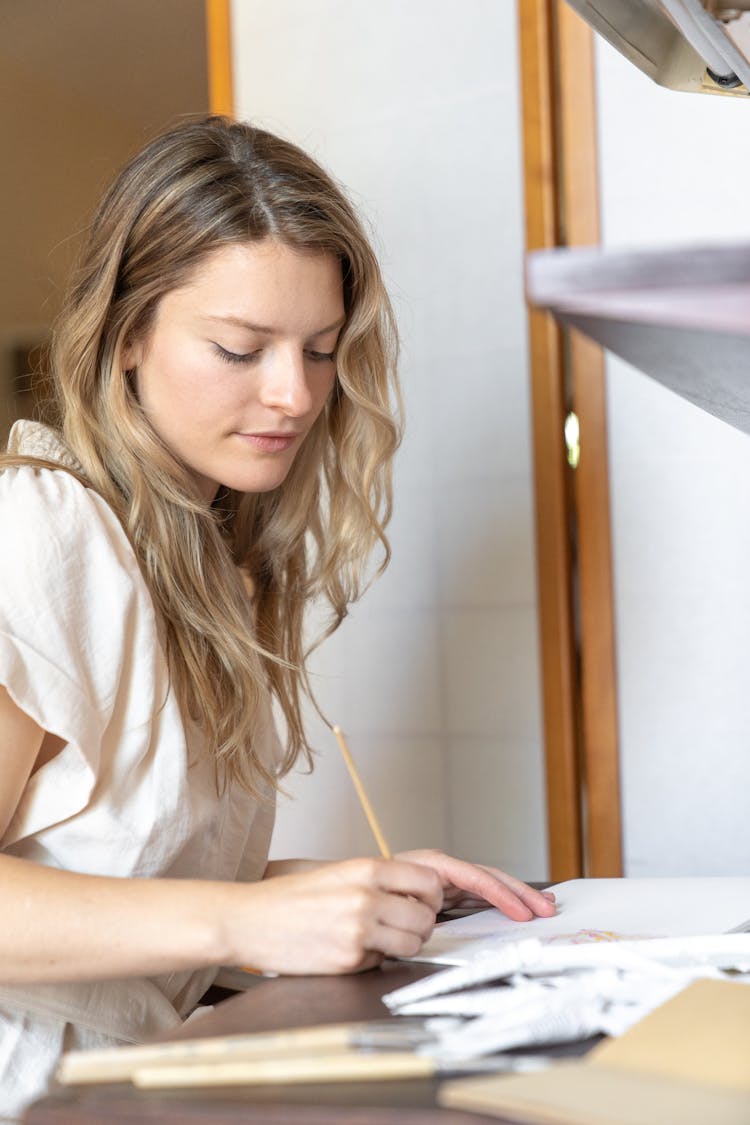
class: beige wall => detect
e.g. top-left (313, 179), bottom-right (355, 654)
top-left (0, 0), bottom-right (208, 441)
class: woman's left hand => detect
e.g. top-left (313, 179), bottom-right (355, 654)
top-left (394, 849), bottom-right (556, 922)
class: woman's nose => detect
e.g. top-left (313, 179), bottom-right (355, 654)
top-left (259, 348), bottom-right (314, 416)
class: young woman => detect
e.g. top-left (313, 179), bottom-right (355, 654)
top-left (0, 115), bottom-right (554, 1117)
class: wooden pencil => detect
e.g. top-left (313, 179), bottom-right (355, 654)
top-left (332, 725), bottom-right (392, 859)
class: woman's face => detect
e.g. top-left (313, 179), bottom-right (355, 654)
top-left (126, 239), bottom-right (345, 501)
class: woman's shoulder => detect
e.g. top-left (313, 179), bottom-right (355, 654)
top-left (5, 418), bottom-right (83, 473)
top-left (0, 421), bottom-right (130, 576)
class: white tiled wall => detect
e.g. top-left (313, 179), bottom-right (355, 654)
top-left (595, 39), bottom-right (750, 875)
top-left (232, 0), bottom-right (548, 878)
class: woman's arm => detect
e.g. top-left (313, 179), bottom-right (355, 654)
top-left (264, 859), bottom-right (330, 876)
top-left (0, 684), bottom-right (446, 982)
top-left (0, 685), bottom-right (43, 841)
top-left (0, 852), bottom-right (446, 983)
top-left (0, 688), bottom-right (549, 985)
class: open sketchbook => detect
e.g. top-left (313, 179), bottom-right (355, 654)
top-left (415, 878), bottom-right (750, 965)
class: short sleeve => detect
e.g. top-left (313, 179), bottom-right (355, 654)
top-left (0, 466), bottom-right (144, 843)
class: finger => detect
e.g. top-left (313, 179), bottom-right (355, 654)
top-left (396, 851), bottom-right (557, 920)
top-left (369, 860), bottom-right (444, 914)
top-left (454, 889), bottom-right (555, 912)
top-left (374, 890), bottom-right (436, 942)
top-left (442, 895), bottom-right (493, 910)
top-left (457, 861), bottom-right (557, 911)
top-left (353, 951), bottom-right (384, 973)
top-left (426, 857), bottom-right (552, 921)
top-left (479, 869), bottom-right (557, 917)
top-left (405, 853), bottom-right (533, 920)
top-left (366, 921), bottom-right (430, 961)
top-left (473, 869), bottom-right (557, 919)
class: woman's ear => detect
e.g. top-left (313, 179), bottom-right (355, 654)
top-left (121, 337), bottom-right (143, 372)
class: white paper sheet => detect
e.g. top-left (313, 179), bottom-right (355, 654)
top-left (416, 877), bottom-right (750, 965)
top-left (384, 934), bottom-right (750, 1010)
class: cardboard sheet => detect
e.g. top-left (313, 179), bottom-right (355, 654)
top-left (438, 979), bottom-right (750, 1125)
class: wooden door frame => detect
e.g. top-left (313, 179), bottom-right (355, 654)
top-left (518, 0), bottom-right (622, 880)
top-left (205, 0), bottom-right (234, 115)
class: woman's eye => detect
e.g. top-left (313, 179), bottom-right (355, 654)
top-left (213, 343), bottom-right (260, 365)
top-left (306, 350), bottom-right (336, 363)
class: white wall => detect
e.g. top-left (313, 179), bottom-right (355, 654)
top-left (595, 39), bottom-right (750, 875)
top-left (231, 0), bottom-right (548, 877)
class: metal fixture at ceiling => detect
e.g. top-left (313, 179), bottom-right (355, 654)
top-left (564, 0), bottom-right (750, 93)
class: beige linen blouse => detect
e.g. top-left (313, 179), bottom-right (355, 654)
top-left (0, 421), bottom-right (279, 1120)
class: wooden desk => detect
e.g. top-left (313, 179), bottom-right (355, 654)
top-left (24, 959), bottom-right (592, 1125)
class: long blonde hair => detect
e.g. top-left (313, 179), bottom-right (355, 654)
top-left (8, 116), bottom-right (401, 794)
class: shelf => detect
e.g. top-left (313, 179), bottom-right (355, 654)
top-left (526, 242), bottom-right (750, 435)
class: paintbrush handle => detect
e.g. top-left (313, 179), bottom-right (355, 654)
top-left (57, 1023), bottom-right (362, 1084)
top-left (133, 1050), bottom-right (435, 1088)
top-left (333, 725), bottom-right (392, 859)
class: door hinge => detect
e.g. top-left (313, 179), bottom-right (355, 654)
top-left (564, 411), bottom-right (580, 469)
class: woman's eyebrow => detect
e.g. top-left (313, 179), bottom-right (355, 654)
top-left (203, 314), bottom-right (346, 336)
top-left (309, 316), bottom-right (346, 337)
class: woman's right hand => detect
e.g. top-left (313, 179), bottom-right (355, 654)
top-left (221, 857), bottom-right (445, 975)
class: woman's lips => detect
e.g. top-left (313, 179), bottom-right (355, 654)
top-left (236, 432), bottom-right (299, 453)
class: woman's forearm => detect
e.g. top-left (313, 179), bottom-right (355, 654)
top-left (0, 853), bottom-right (449, 982)
top-left (263, 858), bottom-right (330, 877)
top-left (0, 854), bottom-right (234, 984)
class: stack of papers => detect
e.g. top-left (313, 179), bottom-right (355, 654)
top-left (383, 878), bottom-right (750, 1058)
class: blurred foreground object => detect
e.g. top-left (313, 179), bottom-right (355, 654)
top-left (565, 0), bottom-right (750, 94)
